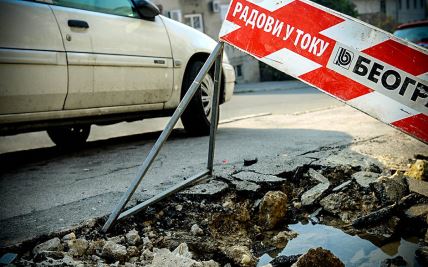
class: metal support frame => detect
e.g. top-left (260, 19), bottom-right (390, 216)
top-left (101, 42), bottom-right (224, 233)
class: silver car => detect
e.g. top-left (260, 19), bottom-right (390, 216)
top-left (0, 0), bottom-right (235, 147)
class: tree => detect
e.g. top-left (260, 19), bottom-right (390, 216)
top-left (312, 0), bottom-right (358, 17)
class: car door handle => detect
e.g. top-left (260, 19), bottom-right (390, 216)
top-left (68, 20), bottom-right (89, 29)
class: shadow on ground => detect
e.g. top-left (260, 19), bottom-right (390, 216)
top-left (0, 125), bottom-right (415, 249)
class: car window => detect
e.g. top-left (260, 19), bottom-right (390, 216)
top-left (394, 25), bottom-right (428, 43)
top-left (35, 0), bottom-right (139, 18)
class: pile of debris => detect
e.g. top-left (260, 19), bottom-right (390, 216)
top-left (1, 153), bottom-right (428, 267)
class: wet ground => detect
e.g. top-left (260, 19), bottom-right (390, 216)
top-left (1, 149), bottom-right (427, 266)
top-left (258, 223), bottom-right (421, 267)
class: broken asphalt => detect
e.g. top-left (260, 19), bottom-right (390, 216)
top-left (0, 105), bottom-right (426, 247)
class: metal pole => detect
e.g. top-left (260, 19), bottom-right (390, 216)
top-left (117, 170), bottom-right (210, 220)
top-left (207, 43), bottom-right (224, 173)
top-left (101, 43), bottom-right (224, 233)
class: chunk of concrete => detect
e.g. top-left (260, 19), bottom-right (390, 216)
top-left (301, 183), bottom-right (330, 206)
top-left (223, 245), bottom-right (256, 267)
top-left (180, 180), bottom-right (228, 197)
top-left (32, 237), bottom-right (62, 255)
top-left (293, 247), bottom-right (344, 267)
top-left (405, 160), bottom-right (428, 181)
top-left (407, 177), bottom-right (428, 197)
top-left (125, 229), bottom-right (141, 246)
top-left (272, 231), bottom-right (298, 247)
top-left (102, 241), bottom-right (127, 262)
top-left (233, 171), bottom-right (284, 185)
top-left (127, 246), bottom-right (140, 258)
top-left (372, 176), bottom-right (408, 205)
top-left (308, 169), bottom-right (329, 183)
top-left (231, 179), bottom-right (261, 193)
top-left (35, 255), bottom-right (80, 267)
top-left (148, 243), bottom-right (219, 267)
top-left (312, 150), bottom-right (382, 174)
top-left (332, 180), bottom-right (352, 192)
top-left (259, 191), bottom-right (288, 229)
top-left (352, 171), bottom-right (380, 188)
top-left (247, 155), bottom-right (314, 176)
top-left (67, 238), bottom-right (89, 257)
top-left (62, 232), bottom-right (76, 242)
top-left (405, 204), bottom-right (428, 219)
top-left (190, 224), bottom-right (203, 236)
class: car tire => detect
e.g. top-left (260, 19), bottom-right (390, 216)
top-left (47, 125), bottom-right (91, 148)
top-left (181, 60), bottom-right (219, 136)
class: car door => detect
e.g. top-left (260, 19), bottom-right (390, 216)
top-left (0, 0), bottom-right (67, 115)
top-left (49, 0), bottom-right (174, 109)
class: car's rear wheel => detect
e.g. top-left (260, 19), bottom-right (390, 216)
top-left (47, 125), bottom-right (90, 148)
top-left (181, 60), bottom-right (219, 136)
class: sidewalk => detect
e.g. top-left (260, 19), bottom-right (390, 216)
top-left (234, 80), bottom-right (311, 94)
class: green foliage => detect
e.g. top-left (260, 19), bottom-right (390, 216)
top-left (359, 13), bottom-right (398, 33)
top-left (312, 0), bottom-right (358, 17)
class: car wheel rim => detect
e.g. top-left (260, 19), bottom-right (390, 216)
top-left (200, 73), bottom-right (215, 121)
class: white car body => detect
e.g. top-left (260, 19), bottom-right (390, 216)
top-left (0, 0), bottom-right (235, 139)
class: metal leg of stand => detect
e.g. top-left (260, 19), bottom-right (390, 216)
top-left (208, 43), bottom-right (224, 173)
top-left (117, 170), bottom-right (210, 220)
top-left (101, 43), bottom-right (224, 233)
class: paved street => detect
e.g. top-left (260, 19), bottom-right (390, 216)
top-left (0, 81), bottom-right (427, 246)
top-left (0, 81), bottom-right (337, 153)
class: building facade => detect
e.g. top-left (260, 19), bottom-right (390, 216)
top-left (152, 0), bottom-right (427, 84)
top-left (151, 0), bottom-right (261, 84)
top-left (352, 0), bottom-right (427, 23)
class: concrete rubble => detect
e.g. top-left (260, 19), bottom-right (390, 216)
top-left (352, 171), bottom-right (380, 188)
top-left (301, 182), bottom-right (330, 206)
top-left (32, 237), bottom-right (62, 256)
top-left (125, 229), bottom-right (140, 246)
top-left (147, 243), bottom-right (219, 267)
top-left (405, 160), bottom-right (428, 181)
top-left (2, 153), bottom-right (428, 267)
top-left (258, 191), bottom-right (288, 229)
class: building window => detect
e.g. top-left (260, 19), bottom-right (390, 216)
top-left (38, 0), bottom-right (138, 18)
top-left (414, 0), bottom-right (417, 8)
top-left (407, 0), bottom-right (410, 9)
top-left (168, 9), bottom-right (182, 22)
top-left (399, 0), bottom-right (402, 9)
top-left (184, 14), bottom-right (204, 32)
top-left (236, 64), bottom-right (243, 77)
top-left (422, 0), bottom-right (425, 8)
top-left (380, 0), bottom-right (386, 13)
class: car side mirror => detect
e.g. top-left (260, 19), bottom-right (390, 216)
top-left (133, 0), bottom-right (160, 21)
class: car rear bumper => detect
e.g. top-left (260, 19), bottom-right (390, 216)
top-left (222, 62), bottom-right (235, 103)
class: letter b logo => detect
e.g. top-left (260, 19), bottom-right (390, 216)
top-left (334, 47), bottom-right (354, 69)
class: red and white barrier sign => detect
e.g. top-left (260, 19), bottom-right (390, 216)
top-left (220, 0), bottom-right (428, 143)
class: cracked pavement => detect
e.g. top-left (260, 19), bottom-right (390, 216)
top-left (0, 96), bottom-right (427, 247)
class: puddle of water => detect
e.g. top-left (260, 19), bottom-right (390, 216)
top-left (258, 222), bottom-right (421, 267)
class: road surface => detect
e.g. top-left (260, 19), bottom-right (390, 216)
top-left (0, 82), bottom-right (338, 153)
top-left (0, 81), bottom-right (426, 246)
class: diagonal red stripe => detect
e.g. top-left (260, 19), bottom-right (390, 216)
top-left (222, 0), bottom-right (344, 65)
top-left (392, 113), bottom-right (428, 143)
top-left (299, 67), bottom-right (373, 101)
top-left (363, 39), bottom-right (428, 76)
